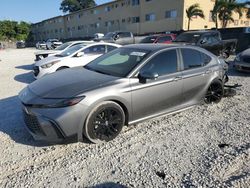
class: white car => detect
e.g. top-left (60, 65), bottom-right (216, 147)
top-left (33, 42), bottom-right (121, 79)
top-left (34, 41), bottom-right (94, 61)
top-left (46, 39), bottom-right (63, 49)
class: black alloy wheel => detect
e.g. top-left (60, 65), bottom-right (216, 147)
top-left (84, 101), bottom-right (125, 143)
top-left (205, 80), bottom-right (224, 104)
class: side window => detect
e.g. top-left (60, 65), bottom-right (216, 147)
top-left (140, 50), bottom-right (178, 76)
top-left (107, 45), bottom-right (118, 52)
top-left (118, 32), bottom-right (131, 38)
top-left (156, 36), bottom-right (172, 43)
top-left (181, 49), bottom-right (203, 70)
top-left (201, 52), bottom-right (212, 65)
top-left (83, 45), bottom-right (105, 54)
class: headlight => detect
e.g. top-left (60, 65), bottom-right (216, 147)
top-left (235, 54), bottom-right (241, 62)
top-left (41, 60), bottom-right (60, 69)
top-left (29, 96), bottom-right (85, 108)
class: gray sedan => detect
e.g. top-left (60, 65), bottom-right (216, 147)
top-left (19, 44), bottom-right (228, 143)
top-left (234, 48), bottom-right (250, 72)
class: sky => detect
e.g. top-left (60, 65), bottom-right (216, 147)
top-left (0, 0), bottom-right (112, 23)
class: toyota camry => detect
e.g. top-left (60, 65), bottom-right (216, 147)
top-left (19, 44), bottom-right (228, 143)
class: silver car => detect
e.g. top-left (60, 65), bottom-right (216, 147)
top-left (234, 48), bottom-right (250, 72)
top-left (19, 44), bottom-right (228, 143)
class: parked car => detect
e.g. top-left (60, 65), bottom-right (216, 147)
top-left (46, 39), bottom-right (63, 49)
top-left (33, 42), bottom-right (121, 79)
top-left (140, 34), bottom-right (176, 44)
top-left (16, 41), bottom-right (25, 48)
top-left (173, 30), bottom-right (237, 58)
top-left (19, 44), bottom-right (228, 143)
top-left (234, 48), bottom-right (250, 72)
top-left (34, 41), bottom-right (93, 61)
top-left (36, 41), bottom-right (46, 49)
top-left (94, 31), bottom-right (135, 45)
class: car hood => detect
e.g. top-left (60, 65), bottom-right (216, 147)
top-left (94, 38), bottom-right (114, 43)
top-left (241, 48), bottom-right (250, 57)
top-left (27, 67), bottom-right (118, 99)
top-left (35, 55), bottom-right (64, 66)
top-left (35, 50), bottom-right (59, 55)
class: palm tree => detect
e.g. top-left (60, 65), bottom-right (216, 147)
top-left (213, 0), bottom-right (246, 28)
top-left (186, 4), bottom-right (205, 30)
top-left (211, 0), bottom-right (224, 29)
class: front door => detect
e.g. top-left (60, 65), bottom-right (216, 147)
top-left (130, 49), bottom-right (183, 121)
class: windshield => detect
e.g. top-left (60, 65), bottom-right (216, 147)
top-left (84, 48), bottom-right (150, 77)
top-left (56, 44), bottom-right (86, 57)
top-left (174, 33), bottom-right (201, 43)
top-left (104, 32), bottom-right (115, 38)
top-left (140, 36), bottom-right (158, 43)
top-left (55, 42), bottom-right (72, 51)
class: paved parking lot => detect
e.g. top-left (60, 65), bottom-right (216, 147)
top-left (0, 48), bottom-right (249, 187)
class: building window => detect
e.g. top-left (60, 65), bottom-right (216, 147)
top-left (145, 13), bottom-right (156, 21)
top-left (132, 16), bottom-right (140, 23)
top-left (245, 21), bottom-right (249, 26)
top-left (94, 10), bottom-right (99, 14)
top-left (146, 0), bottom-right (152, 1)
top-left (165, 10), bottom-right (177, 18)
top-left (209, 11), bottom-right (213, 22)
top-left (105, 6), bottom-right (111, 12)
top-left (95, 23), bottom-right (100, 28)
top-left (122, 18), bottom-right (126, 23)
top-left (132, 0), bottom-right (140, 6)
top-left (234, 20), bottom-right (239, 26)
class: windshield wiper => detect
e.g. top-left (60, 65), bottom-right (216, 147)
top-left (84, 66), bottom-right (111, 76)
top-left (55, 54), bottom-right (63, 57)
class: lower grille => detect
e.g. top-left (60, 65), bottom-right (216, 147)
top-left (23, 109), bottom-right (44, 135)
top-left (33, 66), bottom-right (39, 76)
top-left (243, 57), bottom-right (250, 63)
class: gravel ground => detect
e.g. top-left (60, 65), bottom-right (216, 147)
top-left (0, 48), bottom-right (249, 187)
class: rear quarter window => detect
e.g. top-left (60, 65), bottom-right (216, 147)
top-left (181, 49), bottom-right (211, 70)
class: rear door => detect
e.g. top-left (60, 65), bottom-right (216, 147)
top-left (130, 49), bottom-right (183, 121)
top-left (180, 48), bottom-right (212, 105)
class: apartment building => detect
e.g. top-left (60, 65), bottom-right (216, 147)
top-left (31, 0), bottom-right (250, 41)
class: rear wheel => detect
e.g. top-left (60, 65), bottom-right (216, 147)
top-left (84, 101), bottom-right (125, 143)
top-left (205, 80), bottom-right (224, 104)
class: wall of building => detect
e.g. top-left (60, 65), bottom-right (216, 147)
top-left (31, 0), bottom-right (250, 41)
top-left (183, 0), bottom-right (250, 30)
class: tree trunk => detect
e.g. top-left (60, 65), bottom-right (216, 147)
top-left (188, 19), bottom-right (190, 30)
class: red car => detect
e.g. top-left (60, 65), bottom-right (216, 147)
top-left (140, 34), bottom-right (177, 44)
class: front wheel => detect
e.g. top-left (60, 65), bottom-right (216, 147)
top-left (83, 101), bottom-right (125, 143)
top-left (204, 80), bottom-right (224, 104)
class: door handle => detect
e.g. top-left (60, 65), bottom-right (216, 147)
top-left (204, 69), bottom-right (212, 74)
top-left (173, 76), bottom-right (182, 81)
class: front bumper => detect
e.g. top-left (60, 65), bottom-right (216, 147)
top-left (21, 103), bottom-right (88, 143)
top-left (235, 62), bottom-right (250, 72)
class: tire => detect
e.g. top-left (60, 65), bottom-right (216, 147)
top-left (83, 101), bottom-right (125, 144)
top-left (204, 80), bottom-right (224, 104)
top-left (56, 66), bottom-right (69, 71)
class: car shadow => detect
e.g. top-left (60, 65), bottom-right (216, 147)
top-left (0, 96), bottom-right (92, 146)
top-left (15, 64), bottom-right (33, 71)
top-left (0, 96), bottom-right (43, 146)
top-left (14, 71), bottom-right (35, 84)
top-left (88, 182), bottom-right (127, 188)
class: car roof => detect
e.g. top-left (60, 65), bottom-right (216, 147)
top-left (123, 44), bottom-right (183, 52)
top-left (180, 30), bottom-right (219, 35)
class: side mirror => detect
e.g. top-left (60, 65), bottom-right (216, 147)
top-left (114, 34), bottom-right (120, 40)
top-left (200, 39), bottom-right (207, 45)
top-left (138, 71), bottom-right (159, 83)
top-left (76, 52), bottom-right (84, 57)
